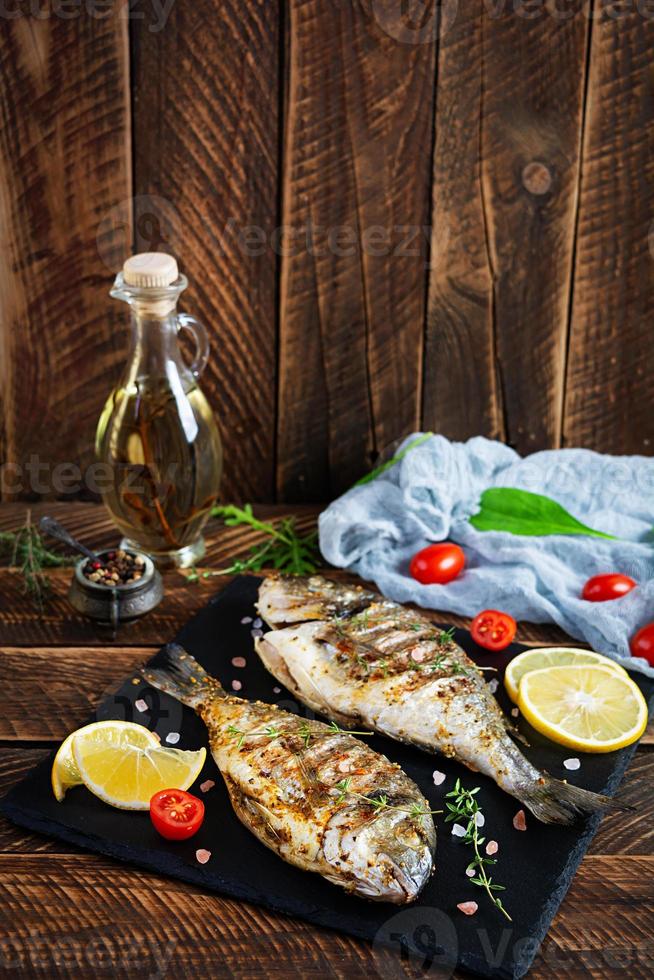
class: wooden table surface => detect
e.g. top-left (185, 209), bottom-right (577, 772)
top-left (0, 503), bottom-right (651, 979)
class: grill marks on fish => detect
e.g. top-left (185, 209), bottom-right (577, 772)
top-left (256, 576), bottom-right (630, 825)
top-left (143, 644), bottom-right (435, 902)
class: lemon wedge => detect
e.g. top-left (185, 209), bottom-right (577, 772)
top-left (72, 725), bottom-right (206, 809)
top-left (518, 664), bottom-right (648, 752)
top-left (52, 720), bottom-right (159, 802)
top-left (504, 647), bottom-right (629, 703)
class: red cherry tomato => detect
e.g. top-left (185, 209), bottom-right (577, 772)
top-left (471, 609), bottom-right (517, 651)
top-left (409, 543), bottom-right (465, 585)
top-left (630, 623), bottom-right (654, 667)
top-left (582, 573), bottom-right (636, 602)
top-left (150, 789), bottom-right (205, 841)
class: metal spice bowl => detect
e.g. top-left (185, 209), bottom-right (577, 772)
top-left (68, 549), bottom-right (163, 629)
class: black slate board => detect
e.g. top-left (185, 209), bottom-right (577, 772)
top-left (2, 576), bottom-right (653, 979)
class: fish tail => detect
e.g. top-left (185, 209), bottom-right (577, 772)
top-left (519, 775), bottom-right (632, 825)
top-left (143, 643), bottom-right (225, 710)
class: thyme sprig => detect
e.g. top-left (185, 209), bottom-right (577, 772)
top-left (188, 504), bottom-right (321, 581)
top-left (0, 510), bottom-right (72, 609)
top-left (444, 778), bottom-right (511, 921)
top-left (334, 777), bottom-right (442, 819)
top-left (226, 719), bottom-right (371, 750)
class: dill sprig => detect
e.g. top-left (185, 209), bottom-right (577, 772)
top-left (226, 719), bottom-right (371, 750)
top-left (189, 504), bottom-right (321, 581)
top-left (334, 777), bottom-right (441, 819)
top-left (444, 778), bottom-right (511, 921)
top-left (0, 510), bottom-right (72, 609)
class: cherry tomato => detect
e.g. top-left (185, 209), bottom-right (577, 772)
top-left (471, 609), bottom-right (517, 651)
top-left (630, 623), bottom-right (654, 667)
top-left (409, 543), bottom-right (465, 585)
top-left (150, 789), bottom-right (205, 841)
top-left (582, 573), bottom-right (636, 602)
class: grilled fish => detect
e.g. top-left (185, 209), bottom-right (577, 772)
top-left (256, 576), bottom-right (627, 825)
top-left (143, 643), bottom-right (436, 903)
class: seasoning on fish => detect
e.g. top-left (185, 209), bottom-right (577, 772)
top-left (255, 576), bottom-right (629, 826)
top-left (143, 643), bottom-right (436, 903)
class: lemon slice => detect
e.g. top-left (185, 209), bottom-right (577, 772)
top-left (518, 664), bottom-right (648, 752)
top-left (73, 727), bottom-right (206, 809)
top-left (52, 721), bottom-right (159, 802)
top-left (504, 647), bottom-right (629, 703)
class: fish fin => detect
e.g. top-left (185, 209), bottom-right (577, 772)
top-left (519, 776), bottom-right (632, 825)
top-left (143, 643), bottom-right (224, 709)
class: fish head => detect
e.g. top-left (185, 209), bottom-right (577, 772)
top-left (322, 805), bottom-right (435, 903)
top-left (257, 575), bottom-right (376, 627)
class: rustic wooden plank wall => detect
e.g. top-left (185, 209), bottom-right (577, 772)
top-left (0, 0), bottom-right (652, 503)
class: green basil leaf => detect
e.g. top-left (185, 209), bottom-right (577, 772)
top-left (469, 488), bottom-right (616, 540)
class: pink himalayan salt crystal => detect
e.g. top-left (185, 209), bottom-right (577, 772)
top-left (200, 780), bottom-right (215, 793)
top-left (231, 679), bottom-right (242, 692)
top-left (513, 809), bottom-right (527, 831)
top-left (134, 699), bottom-right (148, 713)
top-left (457, 902), bottom-right (478, 916)
top-left (196, 849), bottom-right (211, 865)
top-left (485, 840), bottom-right (499, 856)
top-left (273, 687), bottom-right (281, 694)
top-left (411, 649), bottom-right (425, 663)
top-left (338, 760), bottom-right (351, 773)
top-left (231, 656), bottom-right (247, 668)
top-left (432, 770), bottom-right (446, 786)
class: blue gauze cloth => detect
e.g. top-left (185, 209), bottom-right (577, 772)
top-left (319, 434), bottom-right (654, 678)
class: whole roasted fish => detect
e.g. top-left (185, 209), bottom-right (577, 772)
top-left (256, 576), bottom-right (626, 825)
top-left (143, 644), bottom-right (436, 903)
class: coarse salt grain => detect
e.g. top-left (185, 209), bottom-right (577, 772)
top-left (457, 902), bottom-right (478, 916)
top-left (511, 708), bottom-right (520, 718)
top-left (134, 699), bottom-right (148, 713)
top-left (485, 840), bottom-right (499, 856)
top-left (465, 867), bottom-right (476, 878)
top-left (564, 758), bottom-right (581, 771)
top-left (241, 617), bottom-right (252, 625)
top-left (273, 687), bottom-right (281, 694)
top-left (231, 656), bottom-right (247, 668)
top-left (432, 770), bottom-right (446, 786)
top-left (253, 618), bottom-right (263, 629)
top-left (196, 849), bottom-right (211, 865)
top-left (165, 732), bottom-right (180, 745)
top-left (200, 780), bottom-right (215, 793)
top-left (338, 760), bottom-right (351, 773)
top-left (488, 679), bottom-right (499, 694)
top-left (411, 649), bottom-right (425, 663)
top-left (251, 629), bottom-right (263, 639)
top-left (474, 811), bottom-right (485, 827)
top-left (513, 809), bottom-right (527, 831)
top-left (451, 823), bottom-right (466, 838)
top-left (231, 679), bottom-right (242, 691)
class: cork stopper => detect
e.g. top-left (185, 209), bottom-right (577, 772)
top-left (123, 252), bottom-right (179, 288)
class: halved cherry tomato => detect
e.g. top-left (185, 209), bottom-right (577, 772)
top-left (630, 623), bottom-right (654, 667)
top-left (582, 573), bottom-right (636, 602)
top-left (471, 609), bottom-right (517, 651)
top-left (150, 789), bottom-right (205, 841)
top-left (409, 543), bottom-right (465, 585)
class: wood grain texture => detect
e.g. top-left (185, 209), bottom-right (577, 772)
top-left (0, 853), bottom-right (650, 979)
top-left (476, 2), bottom-right (591, 454)
top-left (277, 0), bottom-right (437, 501)
top-left (0, 10), bottom-right (131, 501)
top-left (424, 0), bottom-right (504, 441)
top-left (132, 0), bottom-right (280, 502)
top-left (563, 8), bottom-right (654, 453)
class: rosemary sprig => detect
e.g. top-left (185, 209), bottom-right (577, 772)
top-left (334, 777), bottom-right (441, 819)
top-left (444, 778), bottom-right (511, 921)
top-left (226, 719), bottom-right (371, 750)
top-left (190, 504), bottom-right (321, 580)
top-left (0, 510), bottom-right (72, 609)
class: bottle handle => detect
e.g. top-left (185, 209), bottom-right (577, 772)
top-left (177, 313), bottom-right (210, 378)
